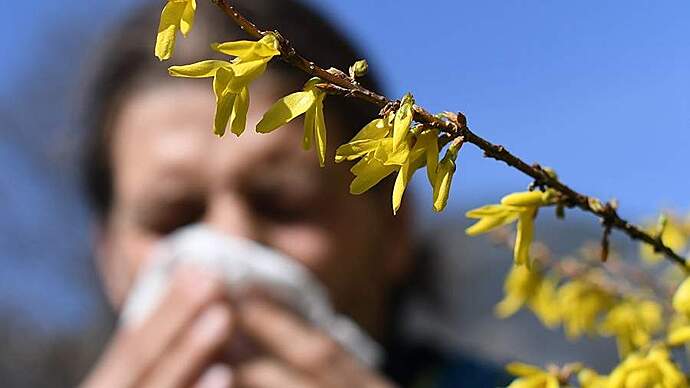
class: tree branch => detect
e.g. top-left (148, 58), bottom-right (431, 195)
top-left (210, 0), bottom-right (688, 270)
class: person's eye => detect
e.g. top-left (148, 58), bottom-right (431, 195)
top-left (140, 198), bottom-right (206, 235)
top-left (248, 191), bottom-right (309, 223)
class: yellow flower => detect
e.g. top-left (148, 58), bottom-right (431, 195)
top-left (640, 215), bottom-right (687, 264)
top-left (673, 277), bottom-right (690, 316)
top-left (557, 279), bottom-right (613, 339)
top-left (496, 264), bottom-right (543, 318)
top-left (529, 276), bottom-right (561, 329)
top-left (168, 34), bottom-right (280, 136)
top-left (391, 128), bottom-right (440, 214)
top-left (598, 300), bottom-right (663, 357)
top-left (335, 114), bottom-right (391, 164)
top-left (607, 347), bottom-right (687, 388)
top-left (466, 190), bottom-right (553, 266)
top-left (505, 362), bottom-right (561, 388)
top-left (495, 264), bottom-right (561, 328)
top-left (256, 78), bottom-right (328, 166)
top-left (336, 109), bottom-right (440, 214)
top-left (155, 0), bottom-right (197, 61)
top-left (578, 368), bottom-right (608, 388)
top-left (667, 314), bottom-right (690, 346)
top-left (667, 278), bottom-right (690, 345)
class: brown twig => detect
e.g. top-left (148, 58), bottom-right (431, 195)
top-left (210, 0), bottom-right (688, 270)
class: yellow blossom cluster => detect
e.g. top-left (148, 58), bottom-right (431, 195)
top-left (168, 34), bottom-right (280, 137)
top-left (499, 265), bottom-right (665, 358)
top-left (578, 347), bottom-right (687, 388)
top-left (506, 346), bottom-right (687, 387)
top-left (335, 97), bottom-right (460, 213)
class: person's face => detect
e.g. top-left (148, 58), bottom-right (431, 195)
top-left (98, 76), bottom-right (412, 329)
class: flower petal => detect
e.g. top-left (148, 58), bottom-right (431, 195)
top-left (256, 90), bottom-right (317, 133)
top-left (393, 93), bottom-right (413, 150)
top-left (303, 106), bottom-right (315, 151)
top-left (392, 160), bottom-right (416, 214)
top-left (506, 362), bottom-right (543, 377)
top-left (501, 191), bottom-right (548, 207)
top-left (432, 156), bottom-right (456, 212)
top-left (514, 209), bottom-right (536, 266)
top-left (349, 117), bottom-right (390, 143)
top-left (349, 155), bottom-right (397, 195)
top-left (155, 1), bottom-right (186, 60)
top-left (168, 60), bottom-right (229, 78)
top-left (213, 92), bottom-right (236, 137)
top-left (314, 95), bottom-right (327, 167)
top-left (229, 86), bottom-right (249, 136)
top-left (211, 33), bottom-right (280, 61)
top-left (466, 212), bottom-right (520, 236)
top-left (179, 0), bottom-right (196, 36)
top-left (335, 140), bottom-right (381, 162)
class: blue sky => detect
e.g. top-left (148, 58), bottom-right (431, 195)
top-left (1, 1), bottom-right (689, 330)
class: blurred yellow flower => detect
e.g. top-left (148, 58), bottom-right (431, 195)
top-left (496, 264), bottom-right (542, 318)
top-left (155, 0), bottom-right (197, 61)
top-left (495, 264), bottom-right (561, 328)
top-left (667, 316), bottom-right (690, 346)
top-left (598, 300), bottom-right (662, 357)
top-left (529, 276), bottom-right (561, 329)
top-left (505, 362), bottom-right (561, 388)
top-left (639, 215), bottom-right (687, 264)
top-left (466, 190), bottom-right (553, 266)
top-left (673, 277), bottom-right (690, 316)
top-left (578, 368), bottom-right (608, 388)
top-left (557, 279), bottom-right (613, 339)
top-left (168, 34), bottom-right (280, 136)
top-left (607, 347), bottom-right (687, 388)
top-left (668, 277), bottom-right (690, 345)
top-left (256, 78), bottom-right (328, 166)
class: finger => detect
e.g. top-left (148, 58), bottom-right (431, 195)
top-left (107, 266), bottom-right (226, 385)
top-left (141, 303), bottom-right (233, 388)
top-left (237, 299), bottom-right (394, 388)
top-left (192, 364), bottom-right (234, 388)
top-left (237, 298), bottom-right (345, 373)
top-left (234, 358), bottom-right (318, 388)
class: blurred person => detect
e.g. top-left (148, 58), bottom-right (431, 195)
top-left (78, 1), bottom-right (508, 387)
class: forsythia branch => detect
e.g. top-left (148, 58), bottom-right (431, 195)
top-left (210, 0), bottom-right (687, 270)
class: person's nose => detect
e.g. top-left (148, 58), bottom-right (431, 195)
top-left (203, 193), bottom-right (264, 243)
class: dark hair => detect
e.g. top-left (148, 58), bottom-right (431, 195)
top-left (81, 0), bottom-right (384, 218)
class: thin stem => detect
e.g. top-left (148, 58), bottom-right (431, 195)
top-left (210, 0), bottom-right (688, 270)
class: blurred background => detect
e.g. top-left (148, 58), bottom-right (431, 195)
top-left (1, 0), bottom-right (689, 386)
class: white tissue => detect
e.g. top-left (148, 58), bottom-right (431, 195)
top-left (120, 224), bottom-right (383, 367)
